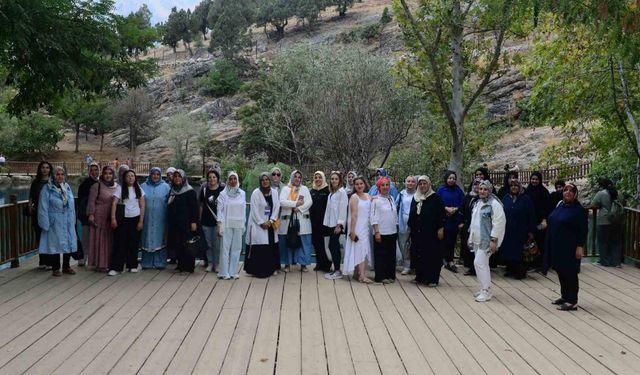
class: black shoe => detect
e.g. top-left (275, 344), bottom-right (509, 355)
top-left (447, 263), bottom-right (458, 273)
top-left (552, 298), bottom-right (566, 305)
top-left (557, 302), bottom-right (577, 311)
top-left (463, 269), bottom-right (476, 276)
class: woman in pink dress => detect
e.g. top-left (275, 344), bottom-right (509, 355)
top-left (87, 166), bottom-right (118, 271)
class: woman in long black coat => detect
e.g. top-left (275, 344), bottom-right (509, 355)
top-left (167, 169), bottom-right (199, 274)
top-left (525, 171), bottom-right (552, 271)
top-left (500, 180), bottom-right (535, 279)
top-left (546, 183), bottom-right (587, 311)
top-left (408, 175), bottom-right (445, 286)
top-left (310, 171), bottom-right (331, 271)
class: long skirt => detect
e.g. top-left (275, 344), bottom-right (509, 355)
top-left (414, 243), bottom-right (443, 284)
top-left (89, 225), bottom-right (114, 270)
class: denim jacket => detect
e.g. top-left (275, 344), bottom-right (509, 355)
top-left (468, 197), bottom-right (506, 250)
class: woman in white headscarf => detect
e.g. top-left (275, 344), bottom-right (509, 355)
top-left (407, 175), bottom-right (445, 286)
top-left (278, 170), bottom-right (313, 272)
top-left (217, 171), bottom-right (246, 279)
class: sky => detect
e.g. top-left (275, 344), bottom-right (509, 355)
top-left (114, 0), bottom-right (201, 25)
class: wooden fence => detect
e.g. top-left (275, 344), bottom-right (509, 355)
top-left (0, 196), bottom-right (37, 266)
top-left (485, 162), bottom-right (592, 186)
top-left (1, 161), bottom-right (171, 177)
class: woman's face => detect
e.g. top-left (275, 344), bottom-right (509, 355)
top-left (125, 172), bottom-right (136, 186)
top-left (208, 172), bottom-right (218, 186)
top-left (260, 176), bottom-right (270, 188)
top-left (562, 185), bottom-right (577, 203)
top-left (173, 174), bottom-right (183, 186)
top-left (405, 176), bottom-right (416, 190)
top-left (151, 171), bottom-right (161, 183)
top-left (446, 173), bottom-right (457, 187)
top-left (347, 173), bottom-right (355, 184)
top-left (314, 173), bottom-right (323, 186)
top-left (475, 170), bottom-right (486, 180)
top-left (167, 172), bottom-right (174, 181)
top-left (555, 184), bottom-right (564, 193)
top-left (478, 185), bottom-right (490, 199)
top-left (509, 181), bottom-right (520, 195)
top-left (103, 169), bottom-right (114, 182)
top-left (530, 175), bottom-right (540, 186)
top-left (472, 182), bottom-right (480, 194)
top-left (354, 179), bottom-right (365, 193)
top-left (228, 175), bottom-right (238, 187)
top-left (379, 180), bottom-right (390, 195)
top-left (418, 179), bottom-right (429, 193)
top-left (330, 174), bottom-right (340, 189)
top-left (41, 164), bottom-right (51, 177)
top-left (89, 165), bottom-right (99, 179)
top-left (271, 170), bottom-right (281, 184)
top-left (292, 173), bottom-right (302, 187)
top-left (54, 169), bottom-right (65, 184)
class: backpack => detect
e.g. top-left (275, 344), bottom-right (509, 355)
top-left (609, 199), bottom-right (625, 224)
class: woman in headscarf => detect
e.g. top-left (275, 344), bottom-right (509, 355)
top-left (469, 180), bottom-right (506, 302)
top-left (278, 170), bottom-right (313, 272)
top-left (345, 171), bottom-right (357, 196)
top-left (270, 167), bottom-right (283, 197)
top-left (524, 171), bottom-right (551, 271)
top-left (117, 164), bottom-right (130, 183)
top-left (217, 172), bottom-right (246, 279)
top-left (436, 170), bottom-right (465, 273)
top-left (500, 179), bottom-right (535, 279)
top-left (396, 175), bottom-right (417, 275)
top-left (140, 167), bottom-right (171, 269)
top-left (497, 170), bottom-right (519, 200)
top-left (343, 177), bottom-right (373, 283)
top-left (371, 177), bottom-right (398, 283)
top-left (167, 169), bottom-right (199, 274)
top-left (408, 176), bottom-right (445, 286)
top-left (459, 178), bottom-right (481, 276)
top-left (109, 170), bottom-right (145, 275)
top-left (87, 165), bottom-right (118, 271)
top-left (323, 171), bottom-right (348, 280)
top-left (165, 167), bottom-right (176, 184)
top-left (77, 162), bottom-right (100, 266)
top-left (199, 168), bottom-right (224, 272)
top-left (368, 168), bottom-right (399, 200)
top-left (310, 171), bottom-right (331, 272)
top-left (546, 183), bottom-right (587, 311)
top-left (37, 166), bottom-right (77, 276)
top-left (245, 172), bottom-right (280, 278)
top-left (29, 161), bottom-right (53, 270)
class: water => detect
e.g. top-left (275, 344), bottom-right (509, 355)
top-left (0, 181), bottom-right (80, 205)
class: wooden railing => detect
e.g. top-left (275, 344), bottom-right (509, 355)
top-left (622, 207), bottom-right (640, 263)
top-left (1, 161), bottom-right (171, 177)
top-left (485, 162), bottom-right (592, 186)
top-left (0, 196), bottom-right (37, 267)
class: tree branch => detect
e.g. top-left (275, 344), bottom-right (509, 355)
top-left (608, 58), bottom-right (640, 160)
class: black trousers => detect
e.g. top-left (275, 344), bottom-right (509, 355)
top-left (312, 226), bottom-right (331, 271)
top-left (374, 234), bottom-right (397, 282)
top-left (443, 227), bottom-right (458, 263)
top-left (328, 228), bottom-right (341, 272)
top-left (110, 216), bottom-right (141, 272)
top-left (44, 253), bottom-right (70, 271)
top-left (505, 260), bottom-right (526, 279)
top-left (459, 228), bottom-right (475, 269)
top-left (557, 269), bottom-right (579, 305)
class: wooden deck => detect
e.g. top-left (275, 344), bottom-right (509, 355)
top-left (1, 258), bottom-right (640, 375)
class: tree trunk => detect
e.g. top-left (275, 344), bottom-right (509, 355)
top-left (75, 123), bottom-right (80, 153)
top-left (185, 42), bottom-right (193, 56)
top-left (129, 123), bottom-right (135, 153)
top-left (448, 0), bottom-right (465, 186)
top-left (100, 132), bottom-right (104, 152)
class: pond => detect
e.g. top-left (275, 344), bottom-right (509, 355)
top-left (0, 181), bottom-right (81, 205)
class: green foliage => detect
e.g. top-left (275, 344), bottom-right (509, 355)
top-left (116, 4), bottom-right (158, 57)
top-left (196, 59), bottom-right (242, 97)
top-left (380, 6), bottom-right (392, 24)
top-left (109, 89), bottom-right (153, 152)
top-left (294, 0), bottom-right (328, 29)
top-left (191, 0), bottom-right (212, 39)
top-left (256, 0), bottom-right (295, 40)
top-left (337, 22), bottom-right (383, 43)
top-left (161, 7), bottom-right (195, 54)
top-left (208, 0), bottom-right (255, 59)
top-left (0, 0), bottom-right (157, 114)
top-left (0, 113), bottom-right (63, 156)
top-left (243, 161), bottom-right (293, 192)
top-left (333, 0), bottom-right (355, 17)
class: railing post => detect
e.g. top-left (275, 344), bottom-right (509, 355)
top-left (590, 207), bottom-right (598, 257)
top-left (9, 195), bottom-right (19, 268)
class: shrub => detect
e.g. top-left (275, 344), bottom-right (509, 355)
top-left (197, 59), bottom-right (242, 97)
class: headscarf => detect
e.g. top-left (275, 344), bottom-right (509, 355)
top-left (259, 172), bottom-right (272, 195)
top-left (375, 176), bottom-right (391, 196)
top-left (443, 170), bottom-right (457, 188)
top-left (469, 177), bottom-right (481, 197)
top-left (287, 170), bottom-right (302, 201)
top-left (166, 167), bottom-right (176, 175)
top-left (414, 175), bottom-right (434, 214)
top-left (145, 167), bottom-right (165, 187)
top-left (479, 180), bottom-right (500, 204)
top-left (49, 166), bottom-right (70, 207)
top-left (345, 170), bottom-right (357, 193)
top-left (507, 178), bottom-right (524, 196)
top-left (117, 164), bottom-right (130, 183)
top-left (404, 175), bottom-right (417, 194)
top-left (170, 169), bottom-right (193, 195)
top-left (375, 168), bottom-right (389, 178)
top-left (270, 166), bottom-right (282, 186)
top-left (563, 182), bottom-right (579, 203)
top-left (100, 165), bottom-right (116, 187)
top-left (224, 171), bottom-right (241, 198)
top-left (88, 162), bottom-right (100, 181)
top-left (312, 171), bottom-right (328, 191)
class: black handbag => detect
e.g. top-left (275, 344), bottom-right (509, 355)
top-left (186, 233), bottom-right (205, 258)
top-left (286, 213), bottom-right (301, 249)
top-left (115, 202), bottom-right (125, 222)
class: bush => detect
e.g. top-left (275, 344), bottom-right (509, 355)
top-left (0, 112), bottom-right (63, 156)
top-left (197, 59), bottom-right (242, 97)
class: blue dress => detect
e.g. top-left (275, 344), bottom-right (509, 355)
top-left (37, 183), bottom-right (77, 254)
top-left (546, 201), bottom-right (588, 273)
top-left (140, 180), bottom-right (171, 268)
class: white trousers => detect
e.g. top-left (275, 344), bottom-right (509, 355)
top-left (473, 244), bottom-right (492, 291)
top-left (219, 227), bottom-right (243, 278)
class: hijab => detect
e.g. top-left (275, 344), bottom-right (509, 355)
top-left (479, 180), bottom-right (501, 204)
top-left (414, 175), bottom-right (434, 214)
top-left (145, 167), bottom-right (165, 187)
top-left (224, 171), bottom-right (241, 198)
top-left (117, 164), bottom-right (130, 183)
top-left (170, 169), bottom-right (193, 195)
top-left (259, 172), bottom-right (272, 195)
top-left (100, 165), bottom-right (116, 187)
top-left (287, 170), bottom-right (302, 201)
top-left (345, 170), bottom-right (357, 194)
top-left (404, 175), bottom-right (417, 194)
top-left (89, 162), bottom-right (100, 181)
top-left (469, 177), bottom-right (481, 197)
top-left (312, 171), bottom-right (328, 191)
top-left (270, 167), bottom-right (282, 189)
top-left (49, 166), bottom-right (70, 207)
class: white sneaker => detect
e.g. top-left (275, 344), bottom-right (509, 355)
top-left (400, 268), bottom-right (410, 275)
top-left (473, 290), bottom-right (482, 297)
top-left (223, 276), bottom-right (231, 280)
top-left (206, 265), bottom-right (213, 272)
top-left (475, 290), bottom-right (493, 302)
top-left (129, 268), bottom-right (138, 273)
top-left (107, 270), bottom-right (118, 276)
top-left (231, 274), bottom-right (240, 279)
top-left (330, 270), bottom-right (343, 280)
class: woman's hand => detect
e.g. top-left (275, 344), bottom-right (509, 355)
top-left (374, 232), bottom-right (382, 243)
top-left (260, 222), bottom-right (270, 229)
top-left (576, 246), bottom-right (584, 260)
top-left (190, 223), bottom-right (197, 232)
top-left (334, 225), bottom-right (342, 235)
top-left (437, 228), bottom-right (444, 240)
top-left (349, 232), bottom-right (357, 242)
top-left (136, 221), bottom-right (144, 231)
top-left (490, 240), bottom-right (497, 254)
top-left (111, 218), bottom-right (118, 229)
top-left (88, 214), bottom-right (96, 227)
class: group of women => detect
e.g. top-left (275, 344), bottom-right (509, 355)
top-left (29, 161), bottom-right (588, 310)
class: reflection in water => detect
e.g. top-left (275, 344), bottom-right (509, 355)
top-left (0, 187), bottom-right (30, 205)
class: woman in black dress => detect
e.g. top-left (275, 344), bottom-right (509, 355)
top-left (167, 169), bottom-right (199, 274)
top-left (310, 171), bottom-right (331, 271)
top-left (408, 175), bottom-right (445, 286)
top-left (245, 173), bottom-right (281, 278)
top-left (29, 161), bottom-right (53, 270)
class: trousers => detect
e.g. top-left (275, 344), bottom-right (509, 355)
top-left (473, 244), bottom-right (492, 291)
top-left (220, 227), bottom-right (243, 277)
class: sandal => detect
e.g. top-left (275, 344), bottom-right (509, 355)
top-left (358, 277), bottom-right (374, 284)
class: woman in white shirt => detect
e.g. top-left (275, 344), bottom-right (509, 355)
top-left (109, 170), bottom-right (145, 275)
top-left (371, 177), bottom-right (398, 283)
top-left (279, 170), bottom-right (313, 272)
top-left (217, 172), bottom-right (246, 279)
top-left (323, 171), bottom-right (348, 280)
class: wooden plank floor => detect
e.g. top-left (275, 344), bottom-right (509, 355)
top-left (1, 258), bottom-right (640, 374)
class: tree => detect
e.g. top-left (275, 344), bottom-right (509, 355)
top-left (116, 4), bottom-right (158, 58)
top-left (0, 0), bottom-right (157, 114)
top-left (191, 0), bottom-right (212, 40)
top-left (393, 0), bottom-right (531, 183)
top-left (256, 0), bottom-right (295, 40)
top-left (332, 0), bottom-right (355, 17)
top-left (52, 93), bottom-right (111, 153)
top-left (0, 113), bottom-right (63, 156)
top-left (294, 0), bottom-right (328, 29)
top-left (110, 89), bottom-right (152, 153)
top-left (164, 113), bottom-right (200, 171)
top-left (163, 7), bottom-right (195, 55)
top-left (208, 0), bottom-right (255, 59)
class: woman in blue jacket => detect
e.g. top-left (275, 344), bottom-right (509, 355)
top-left (140, 167), bottom-right (171, 269)
top-left (37, 166), bottom-right (77, 276)
top-left (436, 170), bottom-right (464, 273)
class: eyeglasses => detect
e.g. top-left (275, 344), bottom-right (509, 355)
top-left (271, 172), bottom-right (281, 177)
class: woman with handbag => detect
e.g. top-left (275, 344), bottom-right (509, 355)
top-left (499, 179), bottom-right (536, 279)
top-left (167, 169), bottom-right (199, 274)
top-left (140, 167), bottom-right (171, 269)
top-left (217, 172), bottom-right (246, 279)
top-left (278, 170), bottom-right (313, 273)
top-left (87, 166), bottom-right (118, 271)
top-left (109, 170), bottom-right (145, 275)
top-left (245, 172), bottom-right (280, 278)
